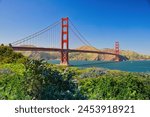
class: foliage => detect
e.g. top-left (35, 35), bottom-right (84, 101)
top-left (79, 67), bottom-right (107, 79)
top-left (79, 72), bottom-right (150, 100)
top-left (0, 45), bottom-right (27, 64)
top-left (23, 59), bottom-right (85, 100)
top-left (0, 63), bottom-right (28, 99)
top-left (0, 60), bottom-right (85, 100)
top-left (0, 60), bottom-right (150, 100)
top-left (0, 63), bottom-right (25, 76)
top-left (0, 74), bottom-right (29, 100)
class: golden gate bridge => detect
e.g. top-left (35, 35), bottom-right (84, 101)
top-left (11, 17), bottom-right (128, 65)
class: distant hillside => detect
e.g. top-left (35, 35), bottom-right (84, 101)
top-left (15, 45), bottom-right (59, 60)
top-left (100, 48), bottom-right (150, 60)
top-left (70, 46), bottom-right (117, 61)
top-left (70, 46), bottom-right (102, 60)
top-left (120, 50), bottom-right (150, 60)
top-left (17, 45), bottom-right (150, 61)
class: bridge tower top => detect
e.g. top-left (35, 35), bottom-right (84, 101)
top-left (115, 41), bottom-right (120, 55)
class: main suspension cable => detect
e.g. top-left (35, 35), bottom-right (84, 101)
top-left (69, 19), bottom-right (94, 47)
top-left (11, 20), bottom-right (61, 45)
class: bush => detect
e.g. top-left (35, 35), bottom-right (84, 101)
top-left (0, 74), bottom-right (30, 100)
top-left (79, 68), bottom-right (107, 79)
top-left (23, 59), bottom-right (85, 100)
top-left (0, 45), bottom-right (27, 64)
top-left (79, 72), bottom-right (150, 100)
top-left (0, 59), bottom-right (85, 100)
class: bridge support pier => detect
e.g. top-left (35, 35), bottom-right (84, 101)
top-left (60, 51), bottom-right (69, 66)
top-left (114, 55), bottom-right (120, 62)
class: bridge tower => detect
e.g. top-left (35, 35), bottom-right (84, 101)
top-left (60, 17), bottom-right (69, 65)
top-left (115, 41), bottom-right (119, 55)
top-left (114, 41), bottom-right (120, 62)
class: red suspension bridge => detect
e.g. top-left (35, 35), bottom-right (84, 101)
top-left (11, 17), bottom-right (128, 65)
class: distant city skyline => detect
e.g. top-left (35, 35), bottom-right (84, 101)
top-left (0, 0), bottom-right (150, 54)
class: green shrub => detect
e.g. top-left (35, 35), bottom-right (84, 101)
top-left (79, 72), bottom-right (150, 100)
top-left (0, 45), bottom-right (27, 64)
top-left (79, 68), bottom-right (107, 79)
top-left (0, 74), bottom-right (30, 100)
top-left (23, 59), bottom-right (85, 100)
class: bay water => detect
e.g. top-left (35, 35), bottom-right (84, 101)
top-left (48, 60), bottom-right (150, 73)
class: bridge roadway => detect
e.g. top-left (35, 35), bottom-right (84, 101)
top-left (12, 46), bottom-right (120, 56)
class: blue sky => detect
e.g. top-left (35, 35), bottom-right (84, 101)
top-left (0, 0), bottom-right (150, 54)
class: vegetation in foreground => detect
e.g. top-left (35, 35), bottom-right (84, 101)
top-left (0, 45), bottom-right (150, 100)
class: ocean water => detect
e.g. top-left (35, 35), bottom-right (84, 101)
top-left (48, 60), bottom-right (150, 73)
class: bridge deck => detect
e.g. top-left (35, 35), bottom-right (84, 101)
top-left (12, 46), bottom-right (119, 56)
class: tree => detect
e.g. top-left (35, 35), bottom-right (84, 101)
top-left (0, 45), bottom-right (26, 63)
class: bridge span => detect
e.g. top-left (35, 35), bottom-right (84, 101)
top-left (11, 17), bottom-right (128, 65)
top-left (12, 46), bottom-right (128, 65)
